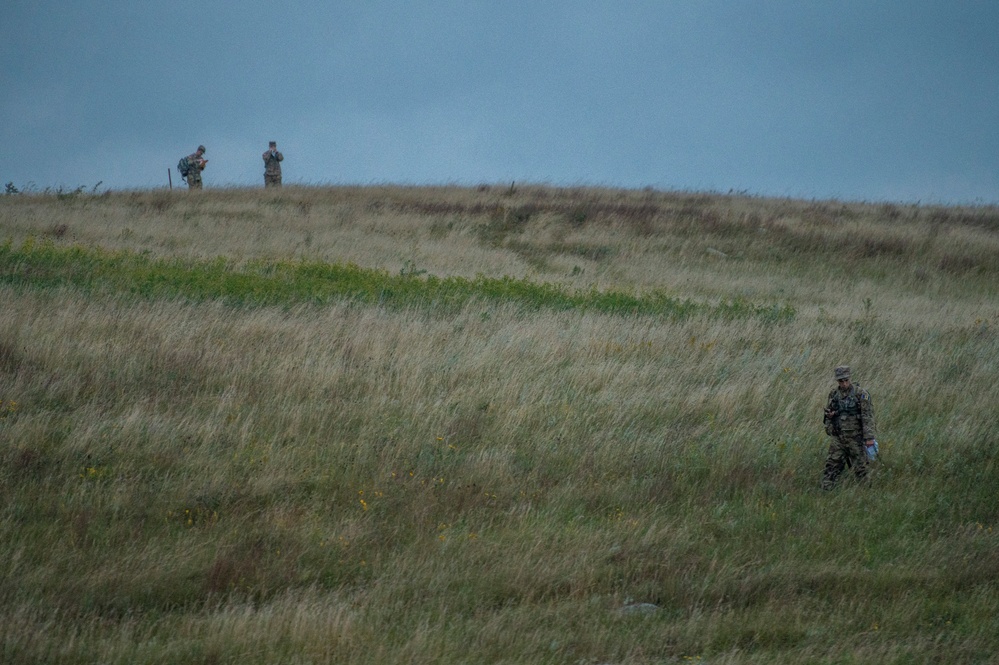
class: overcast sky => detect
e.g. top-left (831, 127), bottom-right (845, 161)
top-left (3, 1), bottom-right (997, 204)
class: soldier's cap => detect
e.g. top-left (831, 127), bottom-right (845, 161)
top-left (269, 141), bottom-right (277, 146)
top-left (197, 145), bottom-right (206, 153)
top-left (834, 366), bottom-right (851, 380)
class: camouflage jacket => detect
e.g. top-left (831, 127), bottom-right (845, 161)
top-left (186, 153), bottom-right (206, 175)
top-left (263, 150), bottom-right (283, 176)
top-left (823, 383), bottom-right (876, 440)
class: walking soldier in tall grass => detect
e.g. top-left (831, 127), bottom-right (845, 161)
top-left (821, 365), bottom-right (878, 489)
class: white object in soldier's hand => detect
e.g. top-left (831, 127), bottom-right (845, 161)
top-left (865, 440), bottom-right (879, 460)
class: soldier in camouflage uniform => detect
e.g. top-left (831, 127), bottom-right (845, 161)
top-left (262, 141), bottom-right (284, 188)
top-left (185, 145), bottom-right (208, 190)
top-left (821, 365), bottom-right (877, 489)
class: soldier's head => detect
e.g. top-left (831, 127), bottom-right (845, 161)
top-left (197, 145), bottom-right (206, 155)
top-left (269, 141), bottom-right (277, 148)
top-left (834, 365), bottom-right (851, 389)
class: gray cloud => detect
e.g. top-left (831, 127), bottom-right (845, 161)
top-left (2, 1), bottom-right (997, 203)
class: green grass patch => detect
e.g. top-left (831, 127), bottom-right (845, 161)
top-left (0, 239), bottom-right (795, 322)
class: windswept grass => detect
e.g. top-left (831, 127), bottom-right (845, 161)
top-left (1, 184), bottom-right (998, 663)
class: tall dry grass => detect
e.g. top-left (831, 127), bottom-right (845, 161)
top-left (5, 185), bottom-right (998, 301)
top-left (2, 185), bottom-right (999, 663)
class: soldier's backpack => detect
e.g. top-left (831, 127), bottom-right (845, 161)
top-left (177, 156), bottom-right (191, 179)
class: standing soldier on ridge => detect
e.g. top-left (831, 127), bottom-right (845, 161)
top-left (263, 141), bottom-right (284, 188)
top-left (821, 365), bottom-right (878, 490)
top-left (180, 145), bottom-right (208, 190)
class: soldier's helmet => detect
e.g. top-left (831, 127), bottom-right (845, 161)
top-left (197, 145), bottom-right (206, 153)
top-left (834, 366), bottom-right (851, 380)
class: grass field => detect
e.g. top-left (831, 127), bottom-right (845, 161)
top-left (2, 184), bottom-right (998, 663)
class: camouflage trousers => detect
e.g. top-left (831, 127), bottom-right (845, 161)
top-left (186, 173), bottom-right (203, 190)
top-left (821, 431), bottom-right (869, 490)
top-left (264, 173), bottom-right (282, 188)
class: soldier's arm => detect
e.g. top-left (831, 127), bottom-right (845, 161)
top-left (860, 391), bottom-right (877, 440)
top-left (823, 390), bottom-right (838, 434)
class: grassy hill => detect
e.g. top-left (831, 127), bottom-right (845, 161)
top-left (2, 185), bottom-right (998, 663)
